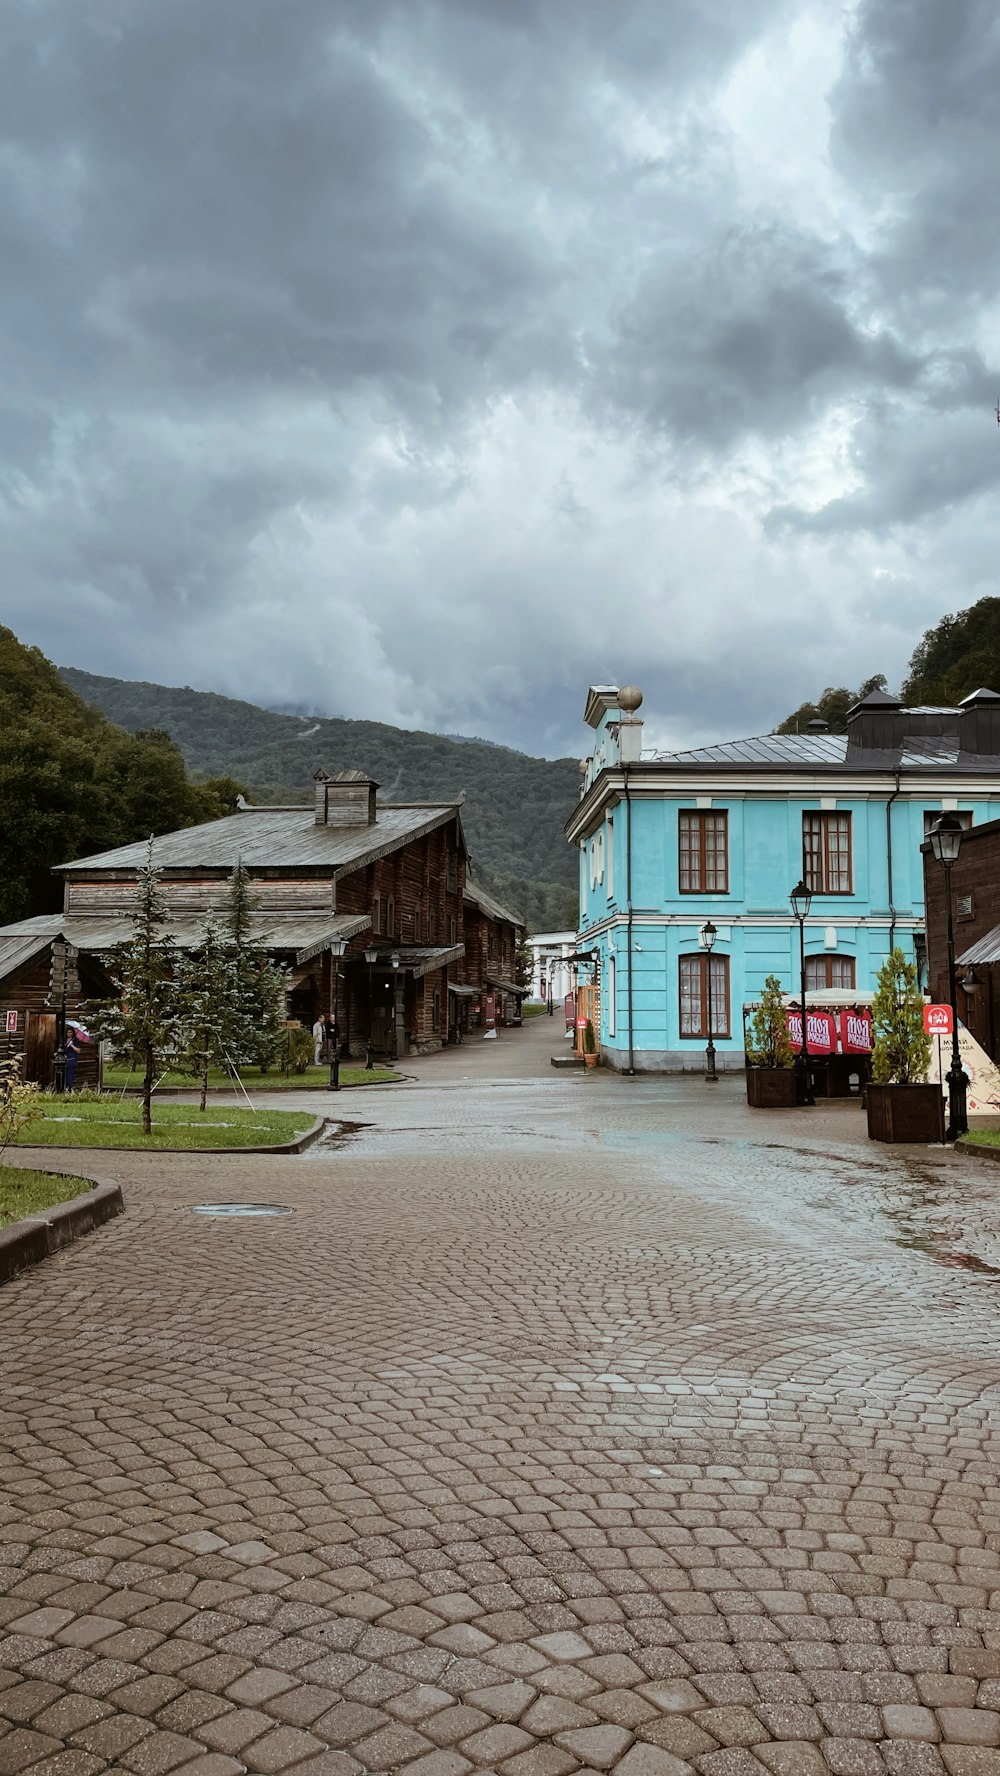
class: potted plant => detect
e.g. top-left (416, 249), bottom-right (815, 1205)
top-left (866, 948), bottom-right (943, 1142)
top-left (583, 1019), bottom-right (599, 1069)
top-left (745, 974), bottom-right (800, 1107)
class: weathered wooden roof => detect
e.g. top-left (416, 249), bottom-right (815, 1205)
top-left (0, 930), bottom-right (55, 987)
top-left (464, 877), bottom-right (525, 930)
top-left (57, 801), bottom-right (466, 877)
top-left (384, 943), bottom-right (465, 980)
top-left (0, 912), bottom-right (368, 966)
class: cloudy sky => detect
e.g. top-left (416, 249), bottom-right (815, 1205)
top-left (2, 0), bottom-right (998, 757)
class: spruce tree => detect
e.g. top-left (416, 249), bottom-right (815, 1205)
top-left (871, 948), bottom-right (930, 1085)
top-left (746, 974), bottom-right (794, 1068)
top-left (95, 841), bottom-right (183, 1135)
top-left (173, 916), bottom-right (244, 1110)
top-left (222, 861), bottom-right (286, 1072)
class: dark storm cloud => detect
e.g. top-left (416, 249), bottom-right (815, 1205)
top-left (1, 0), bottom-right (999, 753)
top-left (600, 222), bottom-right (918, 446)
top-left (831, 0), bottom-right (1000, 319)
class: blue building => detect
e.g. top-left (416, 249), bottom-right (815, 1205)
top-left (566, 683), bottom-right (1000, 1071)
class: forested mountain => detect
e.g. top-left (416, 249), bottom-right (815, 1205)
top-left (60, 668), bottom-right (579, 932)
top-left (0, 629), bottom-right (240, 922)
top-left (775, 598), bottom-right (1000, 736)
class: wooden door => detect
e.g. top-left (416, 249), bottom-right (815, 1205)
top-left (25, 1013), bottom-right (57, 1086)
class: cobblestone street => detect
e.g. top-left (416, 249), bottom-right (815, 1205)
top-left (4, 1017), bottom-right (1000, 1775)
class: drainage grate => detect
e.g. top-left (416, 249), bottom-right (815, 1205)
top-left (191, 1203), bottom-right (292, 1217)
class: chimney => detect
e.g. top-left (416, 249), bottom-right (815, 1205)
top-left (617, 685), bottom-right (644, 763)
top-left (959, 688), bottom-right (1000, 756)
top-left (313, 769), bottom-right (379, 827)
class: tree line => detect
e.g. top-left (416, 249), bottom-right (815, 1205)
top-left (775, 596), bottom-right (1000, 735)
top-left (0, 627), bottom-right (243, 923)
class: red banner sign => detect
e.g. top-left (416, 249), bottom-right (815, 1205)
top-left (924, 1003), bottom-right (953, 1035)
top-left (5, 1010), bottom-right (17, 1033)
top-left (839, 1008), bottom-right (873, 1053)
top-left (787, 1009), bottom-right (837, 1053)
top-left (484, 992), bottom-right (496, 1030)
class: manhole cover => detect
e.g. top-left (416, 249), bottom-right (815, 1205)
top-left (191, 1203), bottom-right (292, 1217)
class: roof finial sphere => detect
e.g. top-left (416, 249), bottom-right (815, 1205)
top-left (618, 685), bottom-right (643, 713)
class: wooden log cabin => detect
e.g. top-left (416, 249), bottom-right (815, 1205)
top-left (0, 771), bottom-right (471, 1067)
top-left (462, 879), bottom-right (528, 1031)
top-left (0, 932), bottom-right (109, 1088)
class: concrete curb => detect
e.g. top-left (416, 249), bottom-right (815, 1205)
top-left (110, 1076), bottom-right (404, 1095)
top-left (956, 1136), bottom-right (1000, 1163)
top-left (16, 1114), bottom-right (330, 1161)
top-left (0, 1178), bottom-right (124, 1285)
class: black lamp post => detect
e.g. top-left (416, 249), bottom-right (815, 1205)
top-left (390, 949), bottom-right (400, 1058)
top-left (790, 879), bottom-right (814, 1105)
top-left (701, 919), bottom-right (718, 1082)
top-left (364, 945), bottom-right (378, 1071)
top-left (328, 936), bottom-right (347, 1090)
top-left (929, 814), bottom-right (968, 1141)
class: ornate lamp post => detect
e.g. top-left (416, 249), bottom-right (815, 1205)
top-left (390, 949), bottom-right (400, 1058)
top-left (327, 935), bottom-right (347, 1091)
top-left (364, 945), bottom-right (378, 1071)
top-left (929, 813), bottom-right (968, 1141)
top-left (790, 879), bottom-right (814, 1105)
top-left (701, 919), bottom-right (718, 1082)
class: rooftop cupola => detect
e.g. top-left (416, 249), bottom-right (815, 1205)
top-left (845, 689), bottom-right (903, 751)
top-left (314, 769), bottom-right (379, 827)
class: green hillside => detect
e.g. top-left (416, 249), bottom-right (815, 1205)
top-left (60, 668), bottom-right (579, 932)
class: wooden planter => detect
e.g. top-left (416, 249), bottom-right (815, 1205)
top-left (866, 1082), bottom-right (945, 1144)
top-left (746, 1066), bottom-right (800, 1108)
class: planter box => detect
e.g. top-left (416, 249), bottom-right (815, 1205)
top-left (866, 1082), bottom-right (945, 1144)
top-left (746, 1067), bottom-right (800, 1108)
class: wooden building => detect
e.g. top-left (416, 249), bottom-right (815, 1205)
top-left (0, 770), bottom-right (469, 1064)
top-left (923, 814), bottom-right (1000, 1065)
top-left (0, 932), bottom-right (109, 1087)
top-left (462, 879), bottom-right (527, 1031)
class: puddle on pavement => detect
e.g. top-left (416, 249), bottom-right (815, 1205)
top-left (191, 1204), bottom-right (292, 1217)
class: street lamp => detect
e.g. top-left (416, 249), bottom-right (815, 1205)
top-left (929, 814), bottom-right (968, 1141)
top-left (364, 945), bottom-right (378, 1071)
top-left (327, 935), bottom-right (347, 1091)
top-left (390, 950), bottom-right (400, 1059)
top-left (701, 920), bottom-right (718, 1083)
top-left (789, 879), bottom-right (814, 1105)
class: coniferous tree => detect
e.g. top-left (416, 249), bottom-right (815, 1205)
top-left (871, 949), bottom-right (930, 1085)
top-left (222, 861), bottom-right (286, 1071)
top-left (94, 842), bottom-right (183, 1135)
top-left (173, 917), bottom-right (245, 1110)
top-left (746, 974), bottom-right (794, 1068)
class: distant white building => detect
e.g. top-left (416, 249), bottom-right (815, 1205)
top-left (527, 932), bottom-right (575, 1005)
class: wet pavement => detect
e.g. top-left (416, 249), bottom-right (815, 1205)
top-left (3, 1016), bottom-right (1000, 1775)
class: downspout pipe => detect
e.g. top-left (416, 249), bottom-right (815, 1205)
top-left (887, 768), bottom-right (901, 959)
top-left (624, 764), bottom-right (635, 1075)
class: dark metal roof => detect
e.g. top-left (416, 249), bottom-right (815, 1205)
top-left (57, 801), bottom-right (464, 875)
top-left (384, 943), bottom-right (465, 980)
top-left (642, 730), bottom-right (1000, 772)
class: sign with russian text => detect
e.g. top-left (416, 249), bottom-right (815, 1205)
top-left (924, 1003), bottom-right (953, 1035)
top-left (5, 1010), bottom-right (17, 1033)
top-left (787, 1009), bottom-right (837, 1053)
top-left (839, 1009), bottom-right (873, 1053)
top-left (484, 992), bottom-right (496, 1031)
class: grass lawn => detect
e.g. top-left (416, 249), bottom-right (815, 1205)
top-left (101, 1063), bottom-right (400, 1091)
top-left (0, 1164), bottom-right (94, 1226)
top-left (962, 1129), bottom-right (1000, 1148)
top-left (13, 1100), bottom-right (318, 1152)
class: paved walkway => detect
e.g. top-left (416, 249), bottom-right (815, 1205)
top-left (4, 1028), bottom-right (1000, 1775)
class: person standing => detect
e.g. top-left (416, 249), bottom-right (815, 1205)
top-left (65, 1027), bottom-right (81, 1092)
top-left (312, 1015), bottom-right (325, 1065)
